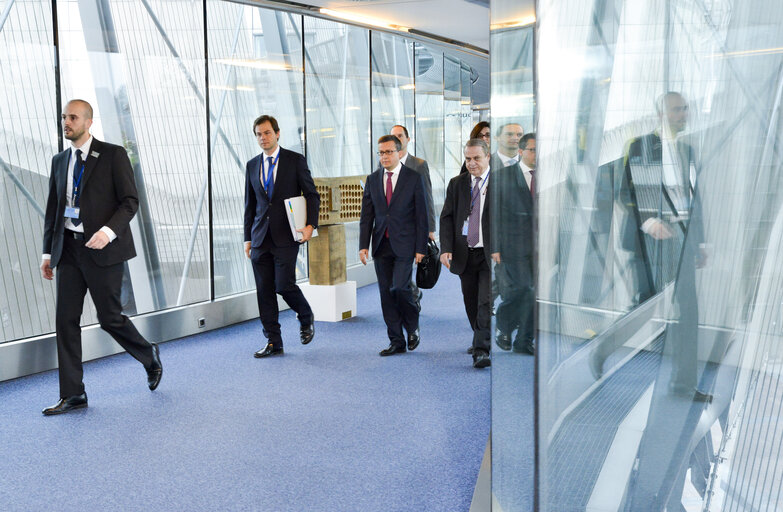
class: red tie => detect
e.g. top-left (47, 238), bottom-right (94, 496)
top-left (529, 169), bottom-right (535, 198)
top-left (385, 171), bottom-right (393, 238)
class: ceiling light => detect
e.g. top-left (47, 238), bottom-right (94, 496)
top-left (320, 8), bottom-right (410, 32)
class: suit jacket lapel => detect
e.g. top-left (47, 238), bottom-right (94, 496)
top-left (388, 167), bottom-right (409, 209)
top-left (79, 139), bottom-right (102, 190)
top-left (253, 154), bottom-right (269, 201)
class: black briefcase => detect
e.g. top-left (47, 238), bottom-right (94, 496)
top-left (416, 239), bottom-right (441, 289)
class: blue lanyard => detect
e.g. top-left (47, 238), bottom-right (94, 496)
top-left (72, 152), bottom-right (85, 197)
top-left (263, 153), bottom-right (279, 192)
top-left (469, 173), bottom-right (489, 211)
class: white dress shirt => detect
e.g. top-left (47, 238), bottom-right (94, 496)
top-left (42, 137), bottom-right (116, 262)
top-left (518, 159), bottom-right (534, 192)
top-left (495, 151), bottom-right (519, 167)
top-left (260, 145), bottom-right (281, 185)
top-left (382, 162), bottom-right (402, 194)
top-left (469, 167), bottom-right (490, 248)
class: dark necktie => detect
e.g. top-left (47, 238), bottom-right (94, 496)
top-left (529, 168), bottom-right (536, 198)
top-left (72, 149), bottom-right (84, 227)
top-left (467, 176), bottom-right (481, 247)
top-left (264, 156), bottom-right (274, 197)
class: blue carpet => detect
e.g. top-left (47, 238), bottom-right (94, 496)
top-left (0, 272), bottom-right (490, 512)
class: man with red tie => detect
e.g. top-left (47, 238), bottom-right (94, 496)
top-left (359, 135), bottom-right (428, 356)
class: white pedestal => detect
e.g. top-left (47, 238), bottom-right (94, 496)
top-left (299, 281), bottom-right (357, 322)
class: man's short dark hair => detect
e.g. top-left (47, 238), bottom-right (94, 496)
top-left (496, 122), bottom-right (523, 136)
top-left (391, 125), bottom-right (409, 138)
top-left (465, 138), bottom-right (489, 156)
top-left (253, 115), bottom-right (280, 134)
top-left (519, 132), bottom-right (536, 149)
top-left (378, 134), bottom-right (402, 151)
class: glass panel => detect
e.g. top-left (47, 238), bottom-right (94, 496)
top-left (207, 3), bottom-right (304, 297)
top-left (414, 43), bottom-right (446, 214)
top-left (489, 18), bottom-right (536, 512)
top-left (58, 0), bottom-right (209, 312)
top-left (0, 0), bottom-right (59, 343)
top-left (444, 55), bottom-right (462, 186)
top-left (527, 0), bottom-right (783, 511)
top-left (303, 17), bottom-right (369, 267)
top-left (371, 31), bottom-right (414, 162)
top-left (461, 62), bottom-right (472, 145)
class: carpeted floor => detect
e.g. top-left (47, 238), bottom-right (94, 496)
top-left (0, 271), bottom-right (492, 512)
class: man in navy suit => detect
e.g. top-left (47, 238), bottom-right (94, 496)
top-left (244, 115), bottom-right (320, 358)
top-left (40, 99), bottom-right (162, 415)
top-left (359, 135), bottom-right (428, 356)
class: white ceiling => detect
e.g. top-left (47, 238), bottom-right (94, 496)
top-left (297, 0), bottom-right (492, 50)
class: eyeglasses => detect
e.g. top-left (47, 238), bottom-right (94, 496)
top-left (377, 150), bottom-right (397, 156)
top-left (523, 147), bottom-right (536, 152)
top-left (479, 133), bottom-right (490, 139)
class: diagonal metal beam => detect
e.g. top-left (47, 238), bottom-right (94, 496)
top-left (0, 0), bottom-right (16, 34)
top-left (0, 157), bottom-right (45, 218)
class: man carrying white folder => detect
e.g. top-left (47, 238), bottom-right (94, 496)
top-left (244, 115), bottom-right (320, 358)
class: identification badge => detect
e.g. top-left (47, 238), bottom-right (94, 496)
top-left (462, 220), bottom-right (469, 236)
top-left (64, 206), bottom-right (80, 219)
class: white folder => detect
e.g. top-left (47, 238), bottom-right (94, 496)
top-left (284, 196), bottom-right (318, 242)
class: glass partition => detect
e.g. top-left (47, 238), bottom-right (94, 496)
top-left (414, 43), bottom-right (446, 211)
top-left (207, 3), bottom-right (304, 297)
top-left (489, 0), bottom-right (783, 510)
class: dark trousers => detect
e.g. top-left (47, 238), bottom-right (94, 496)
top-left (250, 235), bottom-right (313, 348)
top-left (56, 234), bottom-right (154, 398)
top-left (459, 249), bottom-right (491, 354)
top-left (495, 258), bottom-right (534, 344)
top-left (373, 239), bottom-right (418, 347)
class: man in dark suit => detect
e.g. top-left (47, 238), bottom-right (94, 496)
top-left (385, 125), bottom-right (435, 312)
top-left (360, 135), bottom-right (428, 356)
top-left (40, 99), bottom-right (162, 415)
top-left (244, 115), bottom-right (320, 358)
top-left (493, 133), bottom-right (536, 355)
top-left (440, 139), bottom-right (492, 368)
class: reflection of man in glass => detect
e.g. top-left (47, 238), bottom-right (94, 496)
top-left (493, 133), bottom-right (536, 355)
top-left (590, 92), bottom-right (707, 395)
top-left (491, 123), bottom-right (524, 170)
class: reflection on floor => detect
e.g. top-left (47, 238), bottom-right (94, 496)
top-left (0, 272), bottom-right (489, 512)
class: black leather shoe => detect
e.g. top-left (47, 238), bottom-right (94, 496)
top-left (380, 344), bottom-right (406, 356)
top-left (473, 351), bottom-right (491, 368)
top-left (146, 343), bottom-right (163, 391)
top-left (254, 343), bottom-right (284, 358)
top-left (513, 340), bottom-right (535, 355)
top-left (42, 393), bottom-right (88, 416)
top-left (496, 331), bottom-right (512, 351)
top-left (407, 328), bottom-right (420, 351)
top-left (300, 323), bottom-right (315, 345)
top-left (467, 347), bottom-right (474, 355)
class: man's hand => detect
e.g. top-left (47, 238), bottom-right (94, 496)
top-left (415, 252), bottom-right (424, 264)
top-left (244, 241), bottom-right (251, 259)
top-left (440, 252), bottom-right (452, 269)
top-left (429, 232), bottom-right (436, 241)
top-left (643, 218), bottom-right (674, 240)
top-left (41, 259), bottom-right (53, 280)
top-left (297, 225), bottom-right (315, 243)
top-left (491, 252), bottom-right (501, 264)
top-left (85, 231), bottom-right (110, 250)
top-left (359, 249), bottom-right (369, 265)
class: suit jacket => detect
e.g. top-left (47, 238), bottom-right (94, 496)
top-left (439, 171), bottom-right (491, 275)
top-left (42, 138), bottom-right (139, 268)
top-left (492, 162), bottom-right (534, 262)
top-left (360, 164), bottom-right (428, 258)
top-left (377, 153), bottom-right (435, 232)
top-left (244, 147), bottom-right (320, 249)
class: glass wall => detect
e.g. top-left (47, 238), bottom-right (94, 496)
top-left (491, 0), bottom-right (783, 510)
top-left (0, 0), bottom-right (482, 345)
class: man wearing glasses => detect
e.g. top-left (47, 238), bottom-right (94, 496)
top-left (359, 135), bottom-right (428, 356)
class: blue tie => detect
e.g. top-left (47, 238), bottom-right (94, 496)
top-left (72, 149), bottom-right (84, 227)
top-left (265, 156), bottom-right (274, 198)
